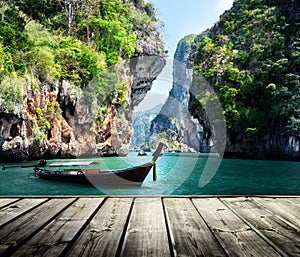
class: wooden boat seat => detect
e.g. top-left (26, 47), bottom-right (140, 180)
top-left (84, 169), bottom-right (100, 174)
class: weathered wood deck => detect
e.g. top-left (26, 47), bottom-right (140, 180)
top-left (0, 196), bottom-right (299, 256)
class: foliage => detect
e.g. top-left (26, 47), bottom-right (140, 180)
top-left (0, 1), bottom-right (28, 52)
top-left (33, 126), bottom-right (48, 143)
top-left (0, 0), bottom-right (158, 83)
top-left (47, 100), bottom-right (61, 118)
top-left (287, 116), bottom-right (300, 136)
top-left (86, 66), bottom-right (128, 109)
top-left (0, 0), bottom-right (163, 153)
top-left (0, 1), bottom-right (28, 74)
top-left (35, 108), bottom-right (43, 120)
top-left (34, 106), bottom-right (53, 143)
top-left (11, 0), bottom-right (61, 26)
top-left (25, 21), bottom-right (59, 49)
top-left (28, 46), bottom-right (58, 82)
top-left (190, 0), bottom-right (300, 143)
top-left (55, 38), bottom-right (106, 86)
top-left (0, 76), bottom-right (24, 114)
top-left (158, 129), bottom-right (179, 150)
top-left (88, 17), bottom-right (136, 64)
top-left (77, 0), bottom-right (137, 65)
top-left (0, 43), bottom-right (14, 78)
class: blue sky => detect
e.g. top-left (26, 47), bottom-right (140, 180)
top-left (148, 0), bottom-right (234, 56)
top-left (135, 0), bottom-right (234, 111)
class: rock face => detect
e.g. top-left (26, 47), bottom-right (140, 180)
top-left (0, 63), bottom-right (164, 162)
top-left (188, 0), bottom-right (300, 160)
top-left (130, 104), bottom-right (162, 148)
top-left (130, 55), bottom-right (165, 108)
top-left (149, 35), bottom-right (203, 152)
top-left (129, 0), bottom-right (166, 108)
top-left (0, 5), bottom-right (165, 162)
top-left (149, 0), bottom-right (299, 159)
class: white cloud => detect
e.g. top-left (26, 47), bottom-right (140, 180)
top-left (215, 0), bottom-right (234, 15)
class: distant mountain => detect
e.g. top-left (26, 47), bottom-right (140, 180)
top-left (131, 104), bottom-right (163, 148)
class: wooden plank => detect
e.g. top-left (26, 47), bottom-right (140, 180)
top-left (252, 197), bottom-right (300, 230)
top-left (192, 198), bottom-right (281, 257)
top-left (0, 198), bottom-right (20, 208)
top-left (0, 198), bottom-right (47, 227)
top-left (0, 196), bottom-right (297, 257)
top-left (164, 198), bottom-right (226, 257)
top-left (0, 198), bottom-right (75, 255)
top-left (290, 197), bottom-right (300, 204)
top-left (11, 198), bottom-right (103, 257)
top-left (280, 197), bottom-right (300, 205)
top-left (120, 198), bottom-right (170, 257)
top-left (65, 197), bottom-right (133, 257)
top-left (223, 197), bottom-right (300, 256)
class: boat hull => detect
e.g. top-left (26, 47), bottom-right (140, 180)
top-left (34, 162), bottom-right (154, 187)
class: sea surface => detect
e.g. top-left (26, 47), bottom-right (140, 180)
top-left (0, 152), bottom-right (299, 196)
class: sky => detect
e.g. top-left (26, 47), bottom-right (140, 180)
top-left (135, 0), bottom-right (234, 111)
top-left (149, 0), bottom-right (234, 56)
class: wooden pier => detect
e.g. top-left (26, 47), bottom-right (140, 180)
top-left (0, 196), bottom-right (299, 256)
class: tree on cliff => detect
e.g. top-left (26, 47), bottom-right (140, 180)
top-left (56, 0), bottom-right (84, 38)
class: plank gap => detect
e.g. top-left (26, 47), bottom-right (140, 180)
top-left (164, 198), bottom-right (227, 256)
top-left (58, 197), bottom-right (108, 257)
top-left (161, 197), bottom-right (176, 257)
top-left (0, 198), bottom-right (48, 230)
top-left (251, 197), bottom-right (300, 232)
top-left (114, 197), bottom-right (135, 257)
top-left (120, 198), bottom-right (170, 256)
top-left (190, 197), bottom-right (229, 257)
top-left (0, 198), bottom-right (22, 210)
top-left (64, 197), bottom-right (133, 257)
top-left (219, 197), bottom-right (290, 257)
top-left (2, 198), bottom-right (78, 257)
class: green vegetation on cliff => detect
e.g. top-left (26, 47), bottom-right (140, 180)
top-left (0, 0), bottom-right (160, 110)
top-left (0, 0), bottom-right (162, 150)
top-left (0, 0), bottom-right (165, 161)
top-left (190, 0), bottom-right (300, 153)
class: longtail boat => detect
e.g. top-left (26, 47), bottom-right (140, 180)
top-left (32, 142), bottom-right (164, 187)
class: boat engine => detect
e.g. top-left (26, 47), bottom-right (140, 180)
top-left (37, 159), bottom-right (47, 167)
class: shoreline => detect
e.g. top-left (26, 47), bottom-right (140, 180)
top-left (1, 150), bottom-right (300, 163)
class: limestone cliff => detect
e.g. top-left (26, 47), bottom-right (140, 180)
top-left (0, 0), bottom-right (165, 161)
top-left (129, 2), bottom-right (166, 108)
top-left (149, 35), bottom-right (203, 152)
top-left (188, 0), bottom-right (300, 159)
top-left (149, 0), bottom-right (299, 159)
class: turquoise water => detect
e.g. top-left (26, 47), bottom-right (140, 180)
top-left (0, 152), bottom-right (299, 196)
